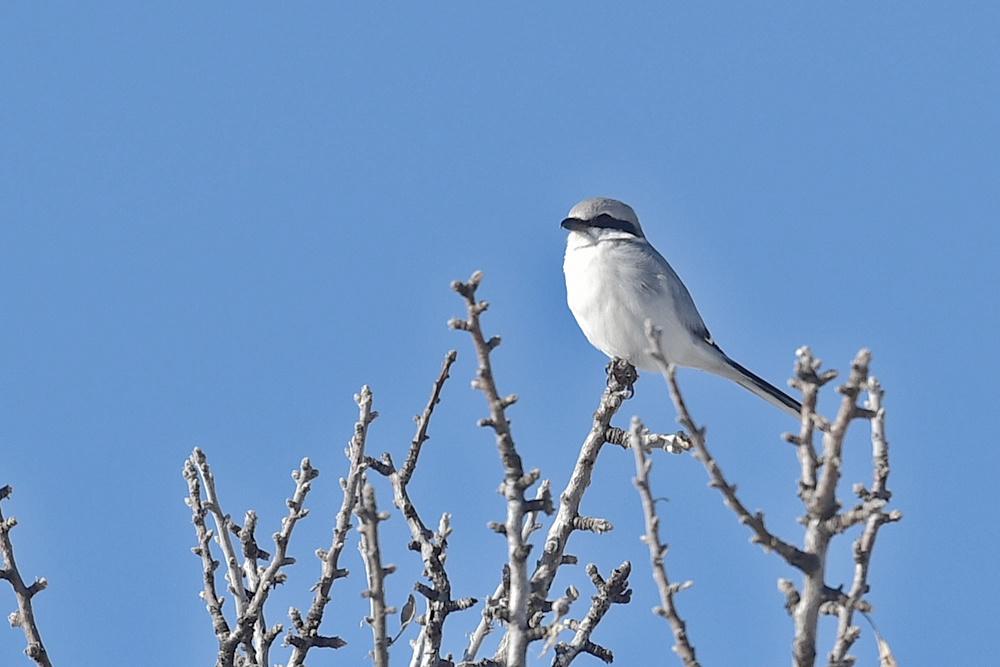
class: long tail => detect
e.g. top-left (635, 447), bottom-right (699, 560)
top-left (719, 355), bottom-right (802, 419)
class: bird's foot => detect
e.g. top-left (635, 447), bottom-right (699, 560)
top-left (605, 358), bottom-right (639, 398)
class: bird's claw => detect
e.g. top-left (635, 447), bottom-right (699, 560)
top-left (605, 358), bottom-right (639, 398)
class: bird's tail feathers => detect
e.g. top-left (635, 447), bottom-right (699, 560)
top-left (719, 356), bottom-right (802, 420)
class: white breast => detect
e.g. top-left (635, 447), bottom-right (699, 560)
top-left (563, 233), bottom-right (697, 372)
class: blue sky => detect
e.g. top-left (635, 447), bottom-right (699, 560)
top-left (2, 4), bottom-right (997, 666)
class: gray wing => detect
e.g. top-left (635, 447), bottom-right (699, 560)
top-left (633, 241), bottom-right (714, 344)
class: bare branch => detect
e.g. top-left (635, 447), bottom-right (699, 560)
top-left (402, 350), bottom-right (459, 485)
top-left (247, 458), bottom-right (318, 665)
top-left (523, 480), bottom-right (552, 542)
top-left (628, 417), bottom-right (699, 667)
top-left (792, 350), bottom-right (872, 667)
top-left (0, 486), bottom-right (52, 667)
top-left (464, 478), bottom-right (552, 664)
top-left (355, 478), bottom-right (392, 667)
top-left (552, 562), bottom-right (632, 666)
top-left (186, 449), bottom-right (251, 667)
top-left (645, 327), bottom-right (900, 666)
top-left (170, 266), bottom-right (900, 667)
top-left (462, 578), bottom-right (506, 664)
top-left (529, 362), bottom-right (632, 606)
top-left (786, 346), bottom-right (834, 504)
top-left (183, 461), bottom-right (231, 649)
top-left (535, 584), bottom-right (580, 657)
top-left (604, 426), bottom-right (690, 454)
top-left (236, 510), bottom-right (279, 667)
top-left (646, 326), bottom-right (817, 574)
top-left (812, 350), bottom-right (871, 521)
top-left (452, 274), bottom-right (638, 665)
top-left (449, 273), bottom-right (524, 480)
top-left (187, 449), bottom-right (319, 667)
top-left (866, 378), bottom-right (891, 500)
top-left (285, 386), bottom-right (375, 665)
top-left (190, 448), bottom-right (250, 623)
top-left (827, 377), bottom-right (901, 666)
top-left (371, 351), bottom-right (474, 667)
top-left (451, 272), bottom-right (534, 667)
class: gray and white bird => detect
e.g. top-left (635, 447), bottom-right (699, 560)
top-left (561, 197), bottom-right (801, 419)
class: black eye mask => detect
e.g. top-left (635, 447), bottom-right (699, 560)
top-left (561, 213), bottom-right (641, 237)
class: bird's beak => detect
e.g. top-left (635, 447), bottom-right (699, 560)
top-left (561, 217), bottom-right (589, 232)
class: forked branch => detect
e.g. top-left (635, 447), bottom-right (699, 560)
top-left (628, 418), bottom-right (699, 667)
top-left (0, 486), bottom-right (51, 667)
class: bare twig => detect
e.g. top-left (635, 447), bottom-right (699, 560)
top-left (529, 361), bottom-right (633, 606)
top-left (191, 449), bottom-right (250, 624)
top-left (285, 386), bottom-right (375, 665)
top-left (791, 351), bottom-right (872, 667)
top-left (646, 325), bottom-right (816, 573)
top-left (867, 378), bottom-right (891, 499)
top-left (464, 479), bottom-right (552, 664)
top-left (183, 461), bottom-right (232, 659)
top-left (0, 486), bottom-right (51, 667)
top-left (827, 378), bottom-right (901, 667)
top-left (247, 458), bottom-right (317, 665)
top-left (450, 272), bottom-right (536, 667)
top-left (370, 351), bottom-right (476, 667)
top-left (462, 578), bottom-right (506, 664)
top-left (628, 418), bottom-right (699, 667)
top-left (186, 449), bottom-right (318, 667)
top-left (401, 352), bottom-right (457, 486)
top-left (786, 347), bottom-right (838, 503)
top-left (356, 478), bottom-right (393, 667)
top-left (552, 562), bottom-right (632, 666)
top-left (812, 351), bottom-right (871, 521)
top-left (236, 510), bottom-right (280, 666)
top-left (646, 324), bottom-right (899, 667)
top-left (604, 426), bottom-right (690, 454)
top-left (536, 584), bottom-right (580, 657)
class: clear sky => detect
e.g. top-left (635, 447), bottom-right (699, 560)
top-left (2, 4), bottom-right (997, 666)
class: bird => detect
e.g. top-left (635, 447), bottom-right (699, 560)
top-left (561, 197), bottom-right (802, 419)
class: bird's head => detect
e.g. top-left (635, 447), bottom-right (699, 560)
top-left (561, 197), bottom-right (646, 242)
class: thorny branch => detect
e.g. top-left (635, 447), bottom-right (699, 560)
top-left (628, 418), bottom-right (699, 667)
top-left (0, 486), bottom-right (51, 667)
top-left (285, 386), bottom-right (376, 666)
